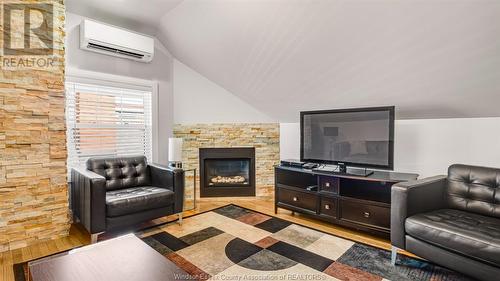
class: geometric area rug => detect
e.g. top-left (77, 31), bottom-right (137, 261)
top-left (139, 205), bottom-right (473, 281)
top-left (13, 205), bottom-right (474, 281)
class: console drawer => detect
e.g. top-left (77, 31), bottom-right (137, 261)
top-left (340, 199), bottom-right (390, 229)
top-left (278, 189), bottom-right (317, 212)
top-left (320, 197), bottom-right (337, 218)
top-left (319, 176), bottom-right (339, 194)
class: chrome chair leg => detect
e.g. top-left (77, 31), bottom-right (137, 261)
top-left (391, 246), bottom-right (398, 265)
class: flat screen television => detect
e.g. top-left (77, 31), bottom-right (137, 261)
top-left (300, 106), bottom-right (395, 170)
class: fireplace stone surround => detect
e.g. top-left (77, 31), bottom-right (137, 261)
top-left (173, 123), bottom-right (280, 199)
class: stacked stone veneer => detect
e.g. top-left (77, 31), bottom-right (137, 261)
top-left (174, 124), bottom-right (280, 198)
top-left (0, 0), bottom-right (69, 252)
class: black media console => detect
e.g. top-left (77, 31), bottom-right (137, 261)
top-left (274, 165), bottom-right (418, 237)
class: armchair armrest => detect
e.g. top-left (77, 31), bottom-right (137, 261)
top-left (391, 175), bottom-right (447, 249)
top-left (71, 167), bottom-right (106, 234)
top-left (150, 164), bottom-right (185, 213)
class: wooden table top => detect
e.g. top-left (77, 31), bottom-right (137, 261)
top-left (29, 234), bottom-right (190, 281)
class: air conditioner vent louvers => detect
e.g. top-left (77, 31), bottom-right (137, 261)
top-left (87, 43), bottom-right (144, 59)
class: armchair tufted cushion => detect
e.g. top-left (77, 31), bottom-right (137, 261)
top-left (105, 186), bottom-right (174, 217)
top-left (86, 156), bottom-right (151, 191)
top-left (447, 164), bottom-right (500, 218)
top-left (406, 208), bottom-right (500, 266)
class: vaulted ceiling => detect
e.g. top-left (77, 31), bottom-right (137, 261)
top-left (66, 0), bottom-right (183, 35)
top-left (67, 0), bottom-right (500, 121)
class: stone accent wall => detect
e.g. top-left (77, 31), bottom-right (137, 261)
top-left (174, 124), bottom-right (280, 198)
top-left (0, 0), bottom-right (69, 252)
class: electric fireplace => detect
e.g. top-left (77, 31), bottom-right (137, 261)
top-left (199, 147), bottom-right (255, 197)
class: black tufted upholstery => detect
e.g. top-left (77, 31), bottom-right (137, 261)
top-left (106, 186), bottom-right (174, 217)
top-left (391, 164), bottom-right (500, 281)
top-left (447, 164), bottom-right (500, 218)
top-left (71, 155), bottom-right (184, 235)
top-left (86, 156), bottom-right (151, 191)
top-left (406, 209), bottom-right (500, 266)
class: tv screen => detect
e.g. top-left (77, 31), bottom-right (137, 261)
top-left (301, 106), bottom-right (394, 169)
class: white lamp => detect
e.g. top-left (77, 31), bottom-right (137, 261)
top-left (168, 138), bottom-right (183, 168)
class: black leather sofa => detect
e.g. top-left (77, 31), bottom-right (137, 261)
top-left (391, 164), bottom-right (500, 281)
top-left (71, 156), bottom-right (184, 242)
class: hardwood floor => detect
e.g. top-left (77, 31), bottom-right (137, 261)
top-left (0, 197), bottom-right (407, 281)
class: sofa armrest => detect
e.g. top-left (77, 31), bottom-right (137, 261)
top-left (71, 167), bottom-right (106, 234)
top-left (150, 164), bottom-right (185, 213)
top-left (391, 175), bottom-right (447, 249)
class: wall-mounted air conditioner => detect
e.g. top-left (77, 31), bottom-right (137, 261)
top-left (80, 19), bottom-right (154, 63)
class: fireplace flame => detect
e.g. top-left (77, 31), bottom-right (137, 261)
top-left (210, 175), bottom-right (247, 184)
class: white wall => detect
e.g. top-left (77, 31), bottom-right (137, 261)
top-left (280, 118), bottom-right (500, 178)
top-left (173, 60), bottom-right (275, 123)
top-left (65, 12), bottom-right (174, 165)
top-left (280, 123), bottom-right (301, 160)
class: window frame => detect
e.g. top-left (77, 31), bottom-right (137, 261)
top-left (65, 70), bottom-right (159, 175)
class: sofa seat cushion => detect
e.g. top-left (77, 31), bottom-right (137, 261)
top-left (406, 209), bottom-right (500, 266)
top-left (106, 186), bottom-right (174, 217)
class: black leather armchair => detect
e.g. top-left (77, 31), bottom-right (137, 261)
top-left (71, 156), bottom-right (184, 242)
top-left (391, 164), bottom-right (500, 281)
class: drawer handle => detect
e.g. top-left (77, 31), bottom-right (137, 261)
top-left (325, 182), bottom-right (330, 187)
top-left (324, 204), bottom-right (330, 210)
top-left (292, 196), bottom-right (298, 202)
top-left (363, 212), bottom-right (371, 218)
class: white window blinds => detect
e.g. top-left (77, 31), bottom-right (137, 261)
top-left (66, 81), bottom-right (153, 170)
